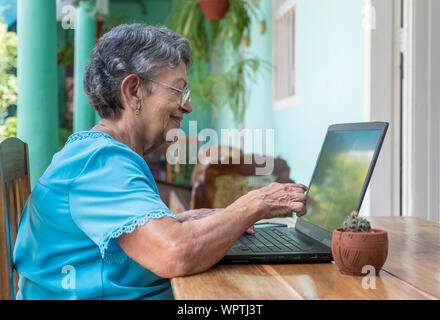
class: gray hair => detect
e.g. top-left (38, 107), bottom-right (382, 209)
top-left (84, 24), bottom-right (192, 119)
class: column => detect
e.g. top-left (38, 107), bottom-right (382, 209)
top-left (73, 0), bottom-right (97, 132)
top-left (17, 0), bottom-right (58, 188)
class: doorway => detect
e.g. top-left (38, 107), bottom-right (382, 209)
top-left (365, 0), bottom-right (439, 222)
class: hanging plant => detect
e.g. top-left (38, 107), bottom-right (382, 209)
top-left (167, 0), bottom-right (269, 124)
top-left (198, 0), bottom-right (230, 22)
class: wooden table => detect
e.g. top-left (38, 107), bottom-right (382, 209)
top-left (171, 216), bottom-right (440, 300)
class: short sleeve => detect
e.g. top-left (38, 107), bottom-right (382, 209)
top-left (69, 141), bottom-right (176, 264)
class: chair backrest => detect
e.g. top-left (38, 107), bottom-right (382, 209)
top-left (190, 154), bottom-right (292, 209)
top-left (0, 137), bottom-right (30, 300)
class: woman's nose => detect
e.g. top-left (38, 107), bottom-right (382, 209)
top-left (181, 100), bottom-right (193, 114)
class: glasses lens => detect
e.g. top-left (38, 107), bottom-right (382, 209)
top-left (181, 90), bottom-right (190, 106)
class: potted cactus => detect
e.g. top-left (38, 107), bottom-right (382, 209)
top-left (332, 211), bottom-right (388, 276)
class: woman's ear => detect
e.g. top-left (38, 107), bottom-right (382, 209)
top-left (120, 74), bottom-right (143, 111)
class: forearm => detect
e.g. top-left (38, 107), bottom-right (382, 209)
top-left (175, 202), bottom-right (262, 275)
top-left (174, 208), bottom-right (220, 222)
top-left (117, 206), bottom-right (259, 278)
top-left (118, 183), bottom-right (307, 278)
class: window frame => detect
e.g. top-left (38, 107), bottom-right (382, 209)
top-left (272, 0), bottom-right (298, 110)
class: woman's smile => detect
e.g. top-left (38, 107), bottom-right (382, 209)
top-left (170, 114), bottom-right (183, 127)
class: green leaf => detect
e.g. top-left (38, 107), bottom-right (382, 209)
top-left (0, 19), bottom-right (18, 118)
top-left (166, 0), bottom-right (271, 124)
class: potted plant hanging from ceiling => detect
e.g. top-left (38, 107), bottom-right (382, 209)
top-left (198, 0), bottom-right (231, 22)
top-left (167, 0), bottom-right (270, 124)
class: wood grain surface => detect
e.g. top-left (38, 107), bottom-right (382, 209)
top-left (171, 216), bottom-right (440, 300)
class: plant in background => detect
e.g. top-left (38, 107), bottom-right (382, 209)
top-left (343, 211), bottom-right (372, 232)
top-left (96, 13), bottom-right (126, 40)
top-left (167, 0), bottom-right (269, 123)
top-left (58, 39), bottom-right (74, 67)
top-left (172, 163), bottom-right (196, 187)
top-left (0, 19), bottom-right (18, 138)
top-left (58, 127), bottom-right (73, 151)
top-left (0, 115), bottom-right (16, 137)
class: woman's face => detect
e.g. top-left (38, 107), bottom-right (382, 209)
top-left (139, 61), bottom-right (193, 153)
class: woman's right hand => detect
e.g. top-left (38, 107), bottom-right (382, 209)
top-left (228, 182), bottom-right (308, 220)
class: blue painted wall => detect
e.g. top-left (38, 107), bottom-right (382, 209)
top-left (215, 0), bottom-right (366, 186)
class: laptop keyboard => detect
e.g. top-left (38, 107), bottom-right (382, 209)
top-left (231, 227), bottom-right (308, 253)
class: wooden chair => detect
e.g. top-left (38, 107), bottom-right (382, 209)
top-left (190, 154), bottom-right (293, 209)
top-left (0, 137), bottom-right (31, 300)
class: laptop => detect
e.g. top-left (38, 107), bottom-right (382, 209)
top-left (220, 121), bottom-right (389, 264)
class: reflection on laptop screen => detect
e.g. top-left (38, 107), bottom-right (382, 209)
top-left (302, 129), bottom-right (383, 233)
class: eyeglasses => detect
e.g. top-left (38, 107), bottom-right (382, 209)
top-left (149, 79), bottom-right (191, 107)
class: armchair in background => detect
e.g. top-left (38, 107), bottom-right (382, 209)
top-left (190, 153), bottom-right (292, 209)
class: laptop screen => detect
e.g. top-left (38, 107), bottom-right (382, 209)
top-left (301, 128), bottom-right (383, 233)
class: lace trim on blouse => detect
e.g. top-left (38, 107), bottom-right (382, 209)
top-left (65, 131), bottom-right (113, 145)
top-left (100, 211), bottom-right (177, 265)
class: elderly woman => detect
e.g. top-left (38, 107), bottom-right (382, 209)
top-left (14, 24), bottom-right (307, 300)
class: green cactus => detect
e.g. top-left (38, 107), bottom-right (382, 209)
top-left (343, 211), bottom-right (371, 232)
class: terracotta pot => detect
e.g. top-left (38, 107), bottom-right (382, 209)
top-left (198, 0), bottom-right (230, 22)
top-left (331, 228), bottom-right (388, 276)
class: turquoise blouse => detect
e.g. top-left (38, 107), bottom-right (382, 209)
top-left (13, 131), bottom-right (177, 300)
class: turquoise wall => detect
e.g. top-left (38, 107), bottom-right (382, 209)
top-left (216, 0), bottom-right (366, 186)
top-left (110, 0), bottom-right (171, 26)
top-left (242, 0), bottom-right (274, 155)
